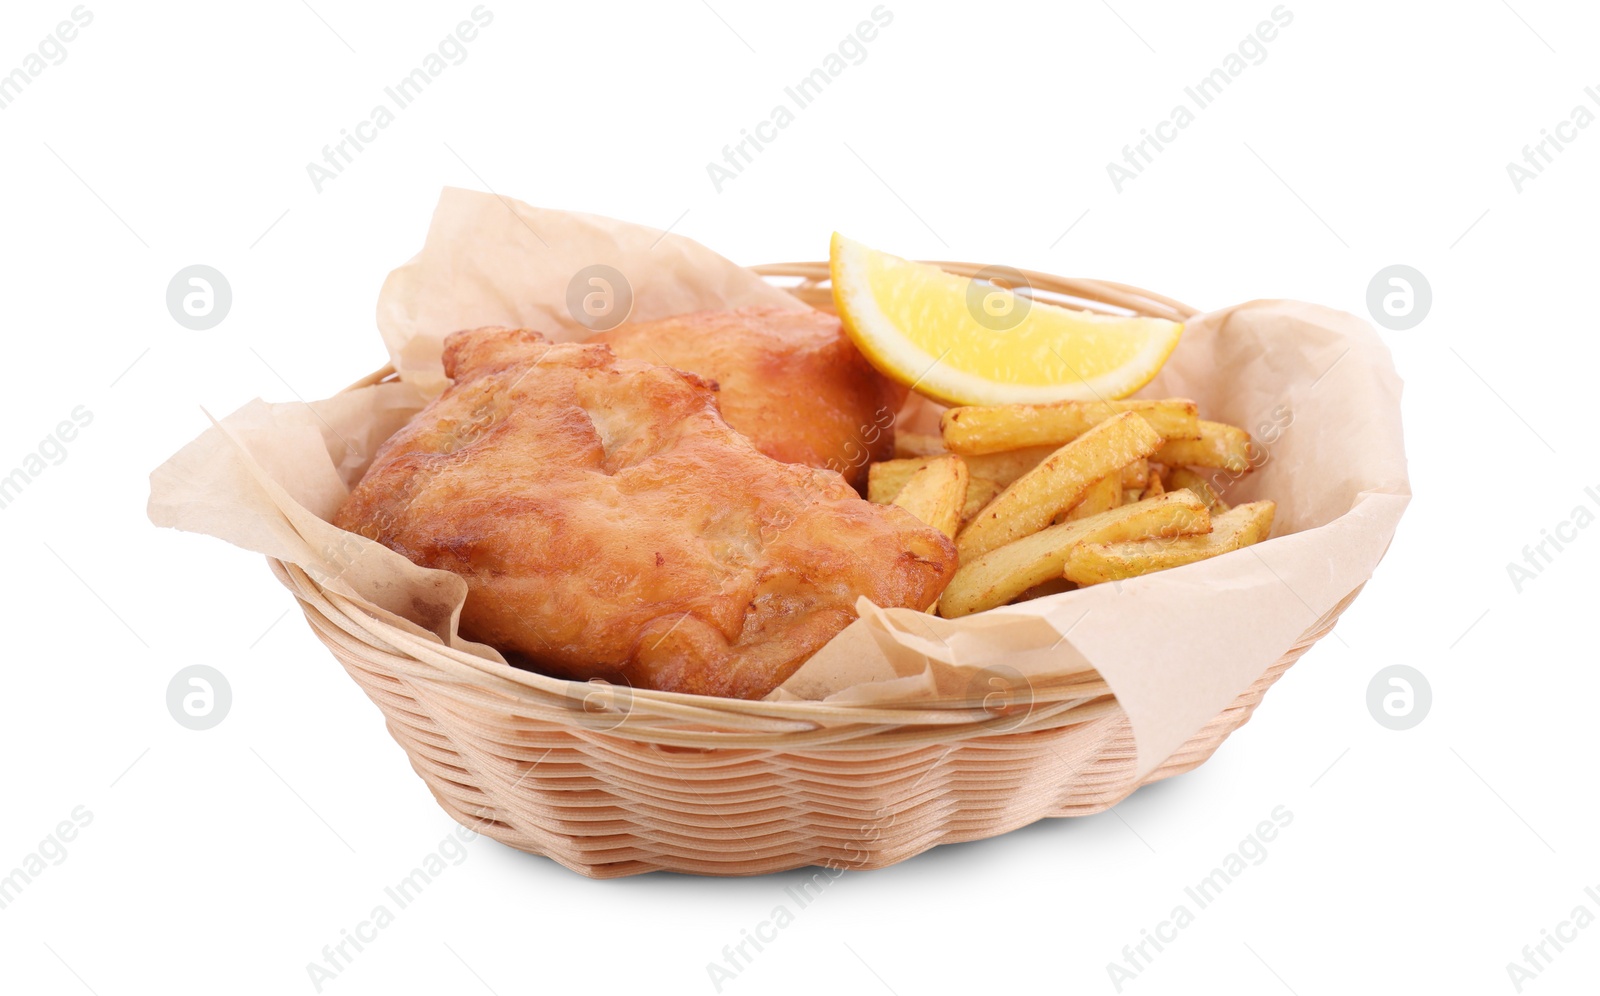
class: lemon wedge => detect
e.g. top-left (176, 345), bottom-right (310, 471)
top-left (829, 233), bottom-right (1184, 406)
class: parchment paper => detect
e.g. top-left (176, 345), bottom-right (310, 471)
top-left (149, 187), bottom-right (1409, 778)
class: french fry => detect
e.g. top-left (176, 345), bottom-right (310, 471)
top-left (868, 460), bottom-right (919, 504)
top-left (1122, 488), bottom-right (1144, 505)
top-left (1120, 459), bottom-right (1149, 490)
top-left (1155, 420), bottom-right (1253, 474)
top-left (890, 456), bottom-right (967, 539)
top-left (1063, 501), bottom-right (1276, 585)
top-left (894, 431), bottom-right (948, 458)
top-left (868, 447), bottom-right (1057, 502)
top-left (961, 477), bottom-right (1003, 525)
top-left (1144, 466), bottom-right (1164, 497)
top-left (962, 446), bottom-right (1060, 486)
top-left (1062, 472), bottom-right (1121, 521)
top-left (872, 460), bottom-right (1003, 516)
top-left (940, 399), bottom-right (1200, 455)
top-left (1166, 467), bottom-right (1223, 511)
top-left (938, 491), bottom-right (1211, 618)
top-left (1017, 578), bottom-right (1076, 601)
top-left (956, 412), bottom-right (1164, 562)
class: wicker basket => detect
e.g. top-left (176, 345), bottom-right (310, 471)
top-left (272, 267), bottom-right (1345, 878)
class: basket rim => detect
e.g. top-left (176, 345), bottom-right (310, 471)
top-left (749, 261), bottom-right (1200, 323)
top-left (277, 556), bottom-right (1119, 737)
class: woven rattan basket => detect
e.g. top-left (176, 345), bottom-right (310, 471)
top-left (272, 266), bottom-right (1346, 878)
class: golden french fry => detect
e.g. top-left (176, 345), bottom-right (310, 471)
top-left (939, 491), bottom-right (1211, 618)
top-left (940, 399), bottom-right (1200, 455)
top-left (961, 446), bottom-right (1060, 485)
top-left (1063, 501), bottom-right (1276, 585)
top-left (961, 477), bottom-right (1003, 525)
top-left (867, 460), bottom-right (921, 504)
top-left (1122, 488), bottom-right (1144, 505)
top-left (956, 412), bottom-right (1164, 562)
top-left (1166, 467), bottom-right (1223, 511)
top-left (1016, 578), bottom-right (1076, 601)
top-left (891, 456), bottom-right (967, 539)
top-left (1144, 465), bottom-right (1164, 497)
top-left (873, 460), bottom-right (1002, 514)
top-left (1120, 459), bottom-right (1149, 490)
top-left (868, 447), bottom-right (1057, 503)
top-left (894, 431), bottom-right (948, 458)
top-left (1155, 420), bottom-right (1253, 474)
top-left (1063, 472), bottom-right (1121, 521)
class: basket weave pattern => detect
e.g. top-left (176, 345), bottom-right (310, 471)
top-left (278, 270), bottom-right (1345, 878)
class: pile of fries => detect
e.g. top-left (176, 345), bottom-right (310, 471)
top-left (869, 400), bottom-right (1276, 617)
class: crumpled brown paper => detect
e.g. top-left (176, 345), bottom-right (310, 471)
top-left (148, 187), bottom-right (1408, 778)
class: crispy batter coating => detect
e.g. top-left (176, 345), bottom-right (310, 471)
top-left (333, 327), bottom-right (957, 699)
top-left (590, 307), bottom-right (902, 490)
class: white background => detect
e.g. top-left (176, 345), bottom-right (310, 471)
top-left (2, 1), bottom-right (1597, 993)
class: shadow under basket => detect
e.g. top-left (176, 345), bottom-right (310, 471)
top-left (273, 268), bottom-right (1349, 878)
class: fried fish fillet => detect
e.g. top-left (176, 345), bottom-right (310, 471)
top-left (333, 326), bottom-right (957, 699)
top-left (590, 306), bottom-right (902, 490)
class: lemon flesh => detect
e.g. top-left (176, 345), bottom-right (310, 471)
top-left (829, 233), bottom-right (1184, 406)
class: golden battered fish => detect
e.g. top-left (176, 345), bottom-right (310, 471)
top-left (333, 326), bottom-right (957, 699)
top-left (590, 306), bottom-right (902, 490)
